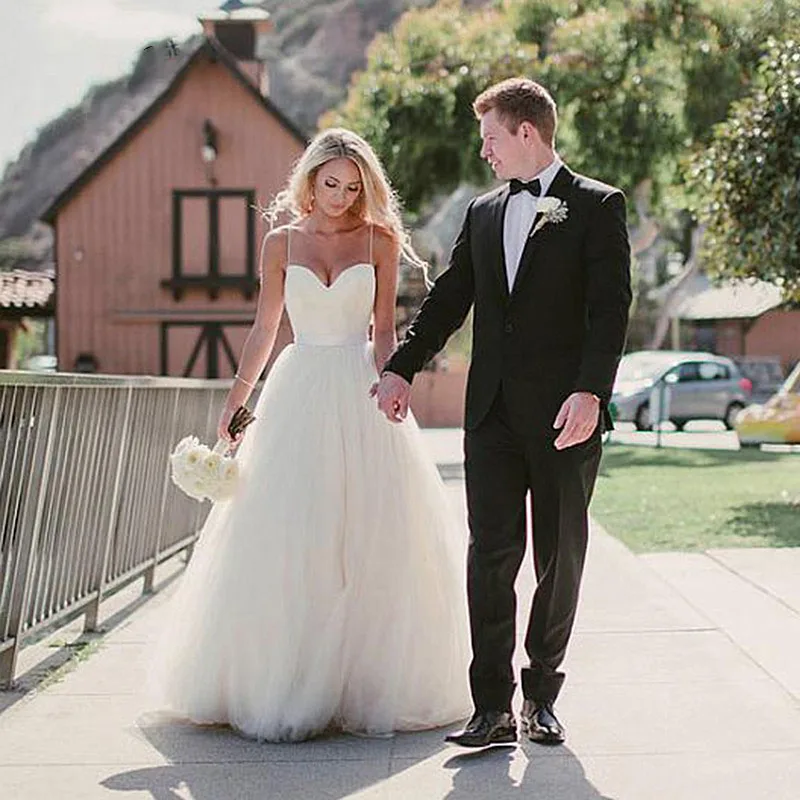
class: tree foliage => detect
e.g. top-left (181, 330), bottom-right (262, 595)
top-left (687, 37), bottom-right (800, 297)
top-left (323, 2), bottom-right (538, 211)
top-left (0, 237), bottom-right (34, 271)
top-left (327, 0), bottom-right (799, 214)
top-left (512, 0), bottom-right (798, 206)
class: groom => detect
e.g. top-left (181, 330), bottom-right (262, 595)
top-left (373, 78), bottom-right (631, 746)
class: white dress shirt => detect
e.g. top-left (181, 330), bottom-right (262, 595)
top-left (503, 156), bottom-right (563, 290)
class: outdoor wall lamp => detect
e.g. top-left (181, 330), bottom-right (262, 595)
top-left (202, 119), bottom-right (218, 163)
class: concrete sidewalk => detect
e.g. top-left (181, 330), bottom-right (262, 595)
top-left (1, 430), bottom-right (798, 799)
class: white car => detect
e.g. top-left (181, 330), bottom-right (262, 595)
top-left (611, 351), bottom-right (752, 430)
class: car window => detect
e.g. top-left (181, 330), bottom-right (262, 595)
top-left (767, 362), bottom-right (784, 381)
top-left (677, 363), bottom-right (701, 382)
top-left (736, 359), bottom-right (784, 383)
top-left (698, 362), bottom-right (729, 380)
top-left (743, 363), bottom-right (765, 381)
top-left (617, 355), bottom-right (680, 381)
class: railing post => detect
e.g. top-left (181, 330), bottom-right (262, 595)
top-left (0, 387), bottom-right (60, 689)
top-left (143, 388), bottom-right (182, 594)
top-left (84, 386), bottom-right (133, 633)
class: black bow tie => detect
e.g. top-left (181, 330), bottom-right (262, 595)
top-left (509, 178), bottom-right (542, 197)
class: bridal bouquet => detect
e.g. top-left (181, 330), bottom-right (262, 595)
top-left (169, 437), bottom-right (239, 502)
top-left (169, 406), bottom-right (255, 503)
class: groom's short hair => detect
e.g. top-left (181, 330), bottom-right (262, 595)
top-left (473, 78), bottom-right (557, 147)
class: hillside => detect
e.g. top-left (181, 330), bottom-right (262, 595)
top-left (0, 0), bottom-right (446, 265)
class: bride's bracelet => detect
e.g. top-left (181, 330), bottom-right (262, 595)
top-left (234, 373), bottom-right (256, 389)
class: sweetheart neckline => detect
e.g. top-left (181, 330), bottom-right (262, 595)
top-left (287, 263), bottom-right (374, 290)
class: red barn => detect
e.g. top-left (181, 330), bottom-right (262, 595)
top-left (41, 3), bottom-right (306, 378)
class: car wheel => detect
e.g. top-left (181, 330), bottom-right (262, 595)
top-left (671, 419), bottom-right (686, 432)
top-left (635, 403), bottom-right (651, 431)
top-left (724, 402), bottom-right (745, 430)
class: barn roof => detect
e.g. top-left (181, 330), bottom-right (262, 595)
top-left (41, 36), bottom-right (307, 224)
top-left (675, 279), bottom-right (785, 320)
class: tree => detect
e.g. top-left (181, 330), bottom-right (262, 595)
top-left (687, 36), bottom-right (800, 298)
top-left (520, 0), bottom-right (800, 344)
top-left (0, 238), bottom-right (29, 270)
top-left (330, 0), bottom-right (795, 215)
top-left (327, 0), bottom-right (799, 345)
top-left (323, 2), bottom-right (538, 212)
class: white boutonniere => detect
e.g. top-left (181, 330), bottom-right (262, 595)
top-left (530, 196), bottom-right (569, 237)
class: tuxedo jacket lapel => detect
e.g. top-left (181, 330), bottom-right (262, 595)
top-left (489, 185), bottom-right (511, 300)
top-left (509, 165), bottom-right (575, 298)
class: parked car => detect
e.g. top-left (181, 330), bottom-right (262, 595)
top-left (733, 356), bottom-right (785, 404)
top-left (610, 350), bottom-right (752, 431)
top-left (735, 360), bottom-right (800, 446)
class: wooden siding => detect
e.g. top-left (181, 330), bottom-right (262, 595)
top-left (745, 310), bottom-right (800, 371)
top-left (54, 52), bottom-right (302, 376)
top-left (713, 310), bottom-right (800, 372)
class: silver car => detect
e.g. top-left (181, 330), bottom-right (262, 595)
top-left (611, 351), bottom-right (752, 431)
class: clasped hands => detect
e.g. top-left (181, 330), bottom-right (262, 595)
top-left (370, 372), bottom-right (411, 423)
top-left (370, 373), bottom-right (599, 450)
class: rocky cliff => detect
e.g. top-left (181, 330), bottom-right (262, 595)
top-left (0, 0), bottom-right (445, 266)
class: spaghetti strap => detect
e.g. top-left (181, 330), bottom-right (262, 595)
top-left (368, 223), bottom-right (374, 265)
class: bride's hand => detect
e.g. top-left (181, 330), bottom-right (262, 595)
top-left (371, 372), bottom-right (411, 423)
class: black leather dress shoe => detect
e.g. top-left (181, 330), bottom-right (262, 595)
top-left (445, 711), bottom-right (517, 747)
top-left (521, 699), bottom-right (565, 745)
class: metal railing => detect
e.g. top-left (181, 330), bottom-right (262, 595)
top-left (0, 370), bottom-right (233, 688)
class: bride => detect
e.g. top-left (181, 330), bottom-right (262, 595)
top-left (149, 128), bottom-right (471, 742)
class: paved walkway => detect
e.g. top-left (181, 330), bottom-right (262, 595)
top-left (1, 430), bottom-right (798, 799)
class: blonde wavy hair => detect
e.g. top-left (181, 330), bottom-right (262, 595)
top-left (263, 127), bottom-right (428, 275)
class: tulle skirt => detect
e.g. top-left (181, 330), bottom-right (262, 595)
top-left (149, 340), bottom-right (472, 741)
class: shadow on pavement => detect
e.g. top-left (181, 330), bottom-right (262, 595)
top-left (0, 567), bottom-right (183, 716)
top-left (443, 744), bottom-right (614, 800)
top-left (102, 721), bottom-right (614, 800)
top-left (102, 719), bottom-right (406, 800)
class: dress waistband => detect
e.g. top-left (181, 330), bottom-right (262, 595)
top-left (292, 334), bottom-right (369, 348)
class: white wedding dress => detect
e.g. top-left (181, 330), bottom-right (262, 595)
top-left (149, 258), bottom-right (472, 741)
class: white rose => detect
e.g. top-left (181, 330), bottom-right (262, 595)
top-left (203, 453), bottom-right (222, 475)
top-left (170, 461), bottom-right (190, 483)
top-left (538, 197), bottom-right (561, 214)
top-left (185, 445), bottom-right (207, 467)
top-left (174, 472), bottom-right (206, 500)
top-left (173, 435), bottom-right (197, 456)
top-left (220, 459), bottom-right (239, 482)
top-left (193, 472), bottom-right (213, 492)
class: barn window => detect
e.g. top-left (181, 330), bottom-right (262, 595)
top-left (161, 188), bottom-right (258, 300)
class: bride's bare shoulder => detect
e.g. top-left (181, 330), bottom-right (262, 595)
top-left (265, 224), bottom-right (293, 245)
top-left (371, 223), bottom-right (400, 260)
top-left (259, 225), bottom-right (294, 272)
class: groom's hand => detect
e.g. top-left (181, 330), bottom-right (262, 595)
top-left (370, 372), bottom-right (411, 423)
top-left (553, 392), bottom-right (600, 450)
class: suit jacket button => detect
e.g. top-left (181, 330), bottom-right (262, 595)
top-left (504, 322), bottom-right (513, 333)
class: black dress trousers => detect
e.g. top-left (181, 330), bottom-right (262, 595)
top-left (463, 385), bottom-right (602, 713)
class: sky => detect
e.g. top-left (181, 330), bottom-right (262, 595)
top-left (1, 0), bottom-right (223, 172)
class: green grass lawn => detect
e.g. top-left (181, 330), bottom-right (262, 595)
top-left (591, 445), bottom-right (800, 553)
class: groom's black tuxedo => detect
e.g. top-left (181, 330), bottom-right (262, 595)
top-left (386, 164), bottom-right (631, 433)
top-left (385, 163), bottom-right (631, 713)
